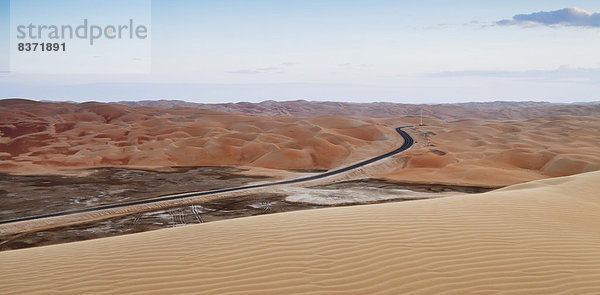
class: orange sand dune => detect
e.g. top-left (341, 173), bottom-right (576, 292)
top-left (381, 115), bottom-right (600, 187)
top-left (2, 100), bottom-right (599, 187)
top-left (0, 99), bottom-right (398, 174)
top-left (2, 171), bottom-right (599, 294)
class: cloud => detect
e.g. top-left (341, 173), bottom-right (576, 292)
top-left (427, 65), bottom-right (600, 83)
top-left (226, 67), bottom-right (284, 75)
top-left (226, 63), bottom-right (294, 75)
top-left (423, 23), bottom-right (448, 30)
top-left (338, 63), bottom-right (368, 69)
top-left (497, 7), bottom-right (600, 27)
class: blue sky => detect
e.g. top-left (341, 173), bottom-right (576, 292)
top-left (1, 0), bottom-right (600, 103)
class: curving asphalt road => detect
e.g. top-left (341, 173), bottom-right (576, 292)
top-left (0, 127), bottom-right (414, 225)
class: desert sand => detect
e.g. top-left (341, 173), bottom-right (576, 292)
top-left (0, 99), bottom-right (398, 174)
top-left (2, 99), bottom-right (600, 188)
top-left (1, 170), bottom-right (599, 294)
top-left (382, 115), bottom-right (600, 187)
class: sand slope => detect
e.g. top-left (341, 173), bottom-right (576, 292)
top-left (2, 171), bottom-right (599, 294)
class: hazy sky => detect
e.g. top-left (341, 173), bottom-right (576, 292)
top-left (1, 0), bottom-right (600, 103)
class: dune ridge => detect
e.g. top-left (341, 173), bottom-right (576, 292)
top-left (117, 99), bottom-right (600, 120)
top-left (1, 171), bottom-right (599, 294)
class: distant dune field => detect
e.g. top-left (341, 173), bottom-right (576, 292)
top-left (2, 99), bottom-right (599, 187)
top-left (2, 171), bottom-right (599, 294)
top-left (118, 99), bottom-right (600, 120)
top-left (0, 99), bottom-right (398, 174)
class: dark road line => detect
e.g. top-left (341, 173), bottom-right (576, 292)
top-left (0, 127), bottom-right (414, 225)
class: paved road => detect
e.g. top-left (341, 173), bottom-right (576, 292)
top-left (0, 127), bottom-right (414, 225)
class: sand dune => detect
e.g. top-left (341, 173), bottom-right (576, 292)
top-left (118, 99), bottom-right (600, 120)
top-left (0, 99), bottom-right (398, 174)
top-left (381, 115), bottom-right (600, 187)
top-left (1, 171), bottom-right (599, 294)
top-left (2, 99), bottom-right (599, 187)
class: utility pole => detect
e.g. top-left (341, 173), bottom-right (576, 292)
top-left (419, 110), bottom-right (423, 126)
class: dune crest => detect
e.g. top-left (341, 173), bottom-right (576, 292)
top-left (118, 99), bottom-right (600, 120)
